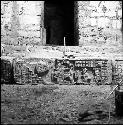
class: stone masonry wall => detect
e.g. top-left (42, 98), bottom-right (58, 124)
top-left (75, 1), bottom-right (123, 61)
top-left (77, 1), bottom-right (122, 47)
top-left (1, 1), bottom-right (45, 46)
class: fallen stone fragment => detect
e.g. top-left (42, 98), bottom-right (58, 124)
top-left (85, 119), bottom-right (102, 124)
top-left (59, 117), bottom-right (71, 122)
top-left (78, 110), bottom-right (94, 122)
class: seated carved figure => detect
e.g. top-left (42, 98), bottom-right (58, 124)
top-left (83, 68), bottom-right (95, 84)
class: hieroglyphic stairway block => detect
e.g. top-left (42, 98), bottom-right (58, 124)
top-left (51, 59), bottom-right (112, 85)
top-left (113, 60), bottom-right (123, 85)
top-left (1, 57), bottom-right (54, 85)
top-left (13, 58), bottom-right (50, 85)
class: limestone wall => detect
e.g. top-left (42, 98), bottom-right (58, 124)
top-left (1, 1), bottom-right (45, 45)
top-left (77, 1), bottom-right (122, 47)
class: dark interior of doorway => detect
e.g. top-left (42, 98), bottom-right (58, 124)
top-left (44, 1), bottom-right (76, 46)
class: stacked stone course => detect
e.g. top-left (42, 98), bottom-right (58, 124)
top-left (1, 1), bottom-right (45, 45)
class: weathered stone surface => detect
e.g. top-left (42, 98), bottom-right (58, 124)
top-left (1, 1), bottom-right (45, 45)
top-left (77, 1), bottom-right (122, 49)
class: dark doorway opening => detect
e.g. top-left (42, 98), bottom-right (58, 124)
top-left (44, 1), bottom-right (76, 46)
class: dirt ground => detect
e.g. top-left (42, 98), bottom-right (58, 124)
top-left (1, 84), bottom-right (123, 124)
